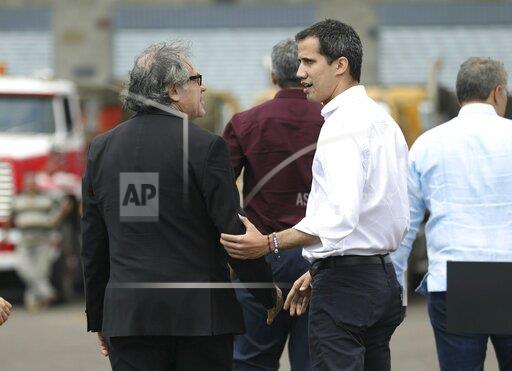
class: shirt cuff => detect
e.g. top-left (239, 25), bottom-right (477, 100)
top-left (294, 217), bottom-right (319, 237)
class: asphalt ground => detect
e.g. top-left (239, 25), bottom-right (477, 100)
top-left (0, 297), bottom-right (500, 371)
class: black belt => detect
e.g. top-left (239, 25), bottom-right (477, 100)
top-left (310, 254), bottom-right (392, 277)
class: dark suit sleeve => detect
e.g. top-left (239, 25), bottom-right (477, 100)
top-left (202, 136), bottom-right (275, 309)
top-left (80, 142), bottom-right (110, 332)
top-left (222, 119), bottom-right (245, 179)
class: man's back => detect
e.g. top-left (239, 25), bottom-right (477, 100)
top-left (410, 103), bottom-right (512, 256)
top-left (399, 103), bottom-right (512, 293)
top-left (391, 57), bottom-right (512, 371)
top-left (224, 89), bottom-right (323, 234)
top-left (224, 89), bottom-right (323, 280)
top-left (223, 88), bottom-right (322, 371)
top-left (82, 110), bottom-right (274, 337)
top-left (90, 112), bottom-right (230, 282)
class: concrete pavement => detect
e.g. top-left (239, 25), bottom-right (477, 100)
top-left (0, 297), bottom-right (500, 371)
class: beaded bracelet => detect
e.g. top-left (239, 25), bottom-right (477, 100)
top-left (272, 232), bottom-right (280, 259)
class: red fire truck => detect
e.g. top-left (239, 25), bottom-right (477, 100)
top-left (0, 75), bottom-right (85, 301)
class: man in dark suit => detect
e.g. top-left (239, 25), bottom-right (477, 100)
top-left (81, 41), bottom-right (282, 371)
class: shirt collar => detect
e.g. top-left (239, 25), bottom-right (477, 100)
top-left (458, 103), bottom-right (498, 118)
top-left (139, 106), bottom-right (181, 118)
top-left (274, 88), bottom-right (307, 100)
top-left (321, 85), bottom-right (367, 119)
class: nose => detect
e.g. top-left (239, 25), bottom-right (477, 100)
top-left (201, 84), bottom-right (207, 92)
top-left (296, 63), bottom-right (307, 80)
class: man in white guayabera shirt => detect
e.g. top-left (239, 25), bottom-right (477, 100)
top-left (392, 57), bottom-right (512, 371)
top-left (221, 19), bottom-right (409, 371)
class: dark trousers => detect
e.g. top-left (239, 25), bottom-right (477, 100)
top-left (233, 287), bottom-right (311, 371)
top-left (428, 292), bottom-right (512, 371)
top-left (308, 261), bottom-right (405, 371)
top-left (107, 334), bottom-right (234, 371)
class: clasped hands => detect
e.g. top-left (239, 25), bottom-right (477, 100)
top-left (221, 215), bottom-right (312, 321)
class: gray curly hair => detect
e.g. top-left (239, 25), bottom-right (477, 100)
top-left (271, 38), bottom-right (301, 88)
top-left (121, 40), bottom-right (191, 112)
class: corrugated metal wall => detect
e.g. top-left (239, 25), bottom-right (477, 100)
top-left (113, 28), bottom-right (303, 109)
top-left (112, 5), bottom-right (315, 109)
top-left (379, 26), bottom-right (512, 90)
top-left (0, 31), bottom-right (53, 75)
top-left (0, 9), bottom-right (52, 76)
top-left (378, 4), bottom-right (512, 90)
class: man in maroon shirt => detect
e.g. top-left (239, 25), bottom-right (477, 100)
top-left (223, 38), bottom-right (323, 371)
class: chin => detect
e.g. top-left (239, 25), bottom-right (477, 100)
top-left (307, 94), bottom-right (321, 103)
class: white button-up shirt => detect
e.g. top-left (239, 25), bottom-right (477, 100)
top-left (294, 85), bottom-right (409, 262)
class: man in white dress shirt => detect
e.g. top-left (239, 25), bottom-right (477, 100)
top-left (221, 19), bottom-right (409, 371)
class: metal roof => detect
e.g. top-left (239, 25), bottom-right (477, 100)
top-left (378, 3), bottom-right (512, 26)
top-left (113, 28), bottom-right (303, 109)
top-left (378, 25), bottom-right (512, 90)
top-left (0, 31), bottom-right (53, 75)
top-left (0, 8), bottom-right (51, 30)
top-left (113, 4), bottom-right (316, 29)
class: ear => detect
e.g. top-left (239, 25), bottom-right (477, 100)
top-left (496, 85), bottom-right (507, 99)
top-left (334, 56), bottom-right (349, 77)
top-left (271, 72), bottom-right (278, 86)
top-left (168, 85), bottom-right (180, 102)
top-left (495, 85), bottom-right (508, 115)
top-left (489, 85), bottom-right (502, 105)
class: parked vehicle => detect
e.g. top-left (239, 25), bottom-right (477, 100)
top-left (0, 75), bottom-right (84, 302)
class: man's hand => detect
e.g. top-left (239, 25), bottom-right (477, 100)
top-left (0, 297), bottom-right (12, 326)
top-left (220, 215), bottom-right (268, 260)
top-left (284, 271), bottom-right (312, 316)
top-left (97, 332), bottom-right (109, 356)
top-left (267, 286), bottom-right (283, 325)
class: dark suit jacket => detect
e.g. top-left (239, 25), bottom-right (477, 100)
top-left (81, 109), bottom-right (275, 337)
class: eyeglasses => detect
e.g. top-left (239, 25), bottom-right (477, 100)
top-left (189, 74), bottom-right (202, 86)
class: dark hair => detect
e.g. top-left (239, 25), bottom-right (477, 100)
top-left (295, 19), bottom-right (362, 82)
top-left (456, 57), bottom-right (508, 104)
top-left (271, 38), bottom-right (301, 88)
top-left (121, 40), bottom-right (191, 112)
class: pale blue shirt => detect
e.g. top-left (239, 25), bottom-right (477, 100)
top-left (392, 103), bottom-right (512, 294)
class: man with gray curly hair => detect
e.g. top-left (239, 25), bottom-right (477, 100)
top-left (82, 40), bottom-right (282, 371)
top-left (392, 57), bottom-right (512, 371)
top-left (121, 40), bottom-right (206, 118)
top-left (223, 38), bottom-right (323, 371)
